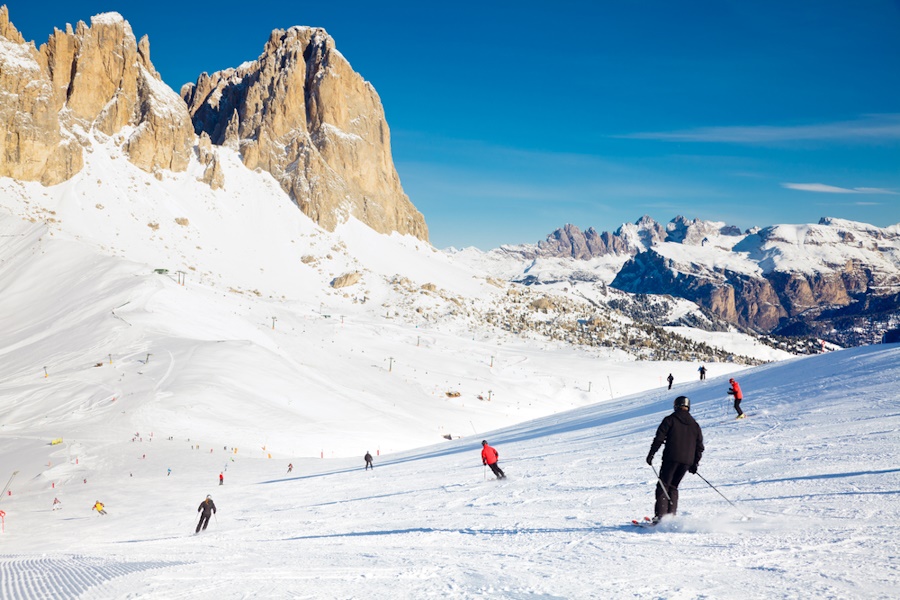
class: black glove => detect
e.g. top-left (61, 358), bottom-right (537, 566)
top-left (689, 463), bottom-right (698, 474)
top-left (646, 453), bottom-right (654, 466)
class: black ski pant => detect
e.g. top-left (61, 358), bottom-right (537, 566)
top-left (734, 398), bottom-right (743, 416)
top-left (365, 461), bottom-right (373, 470)
top-left (488, 462), bottom-right (505, 479)
top-left (196, 513), bottom-right (212, 533)
top-left (655, 460), bottom-right (689, 518)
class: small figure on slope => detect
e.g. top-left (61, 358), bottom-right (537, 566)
top-left (698, 365), bottom-right (707, 381)
top-left (219, 472), bottom-right (224, 486)
top-left (727, 378), bottom-right (745, 419)
top-left (287, 463), bottom-right (293, 474)
top-left (92, 500), bottom-right (107, 515)
top-left (667, 373), bottom-right (674, 390)
top-left (364, 452), bottom-right (374, 470)
top-left (481, 440), bottom-right (506, 480)
top-left (52, 497), bottom-right (62, 511)
top-left (646, 395), bottom-right (704, 523)
top-left (196, 495), bottom-right (216, 533)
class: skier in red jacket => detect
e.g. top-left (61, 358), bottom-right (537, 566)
top-left (727, 378), bottom-right (745, 419)
top-left (481, 440), bottom-right (506, 479)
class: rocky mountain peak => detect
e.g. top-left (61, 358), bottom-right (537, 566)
top-left (0, 5), bottom-right (24, 43)
top-left (181, 25), bottom-right (429, 241)
top-left (0, 7), bottom-right (194, 184)
top-left (664, 216), bottom-right (742, 245)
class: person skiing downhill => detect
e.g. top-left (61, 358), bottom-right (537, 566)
top-left (52, 497), bottom-right (62, 511)
top-left (364, 452), bottom-right (374, 470)
top-left (728, 378), bottom-right (745, 419)
top-left (667, 373), bottom-right (674, 390)
top-left (196, 495), bottom-right (216, 533)
top-left (219, 472), bottom-right (224, 485)
top-left (92, 501), bottom-right (107, 515)
top-left (646, 396), bottom-right (704, 522)
top-left (698, 365), bottom-right (707, 381)
top-left (287, 463), bottom-right (293, 474)
top-left (481, 440), bottom-right (506, 479)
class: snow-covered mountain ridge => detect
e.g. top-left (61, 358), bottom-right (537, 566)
top-left (452, 215), bottom-right (900, 345)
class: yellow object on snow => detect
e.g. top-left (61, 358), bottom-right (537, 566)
top-left (50, 438), bottom-right (63, 445)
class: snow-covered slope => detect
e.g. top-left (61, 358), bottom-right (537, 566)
top-left (0, 338), bottom-right (896, 598)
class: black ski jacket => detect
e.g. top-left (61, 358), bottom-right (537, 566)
top-left (649, 409), bottom-right (704, 466)
top-left (198, 498), bottom-right (217, 516)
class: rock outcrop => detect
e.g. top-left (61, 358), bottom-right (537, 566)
top-left (0, 7), bottom-right (194, 184)
top-left (181, 26), bottom-right (428, 241)
top-left (196, 132), bottom-right (224, 189)
top-left (331, 271), bottom-right (362, 289)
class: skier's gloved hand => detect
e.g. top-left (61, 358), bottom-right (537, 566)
top-left (689, 463), bottom-right (698, 474)
top-left (646, 453), bottom-right (654, 465)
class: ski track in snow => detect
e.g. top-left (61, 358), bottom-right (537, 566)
top-left (0, 555), bottom-right (186, 599)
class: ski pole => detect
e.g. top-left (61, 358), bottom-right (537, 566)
top-left (0, 471), bottom-right (19, 502)
top-left (483, 464), bottom-right (486, 481)
top-left (650, 464), bottom-right (672, 503)
top-left (695, 471), bottom-right (751, 520)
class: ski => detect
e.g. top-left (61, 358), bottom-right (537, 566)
top-left (631, 516), bottom-right (656, 528)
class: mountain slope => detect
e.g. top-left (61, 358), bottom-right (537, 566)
top-left (0, 337), bottom-right (896, 598)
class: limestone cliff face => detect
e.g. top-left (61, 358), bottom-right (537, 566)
top-left (181, 26), bottom-right (428, 241)
top-left (0, 7), bottom-right (193, 184)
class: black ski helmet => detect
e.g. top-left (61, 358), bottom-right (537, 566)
top-left (674, 395), bottom-right (690, 410)
top-left (482, 440), bottom-right (488, 445)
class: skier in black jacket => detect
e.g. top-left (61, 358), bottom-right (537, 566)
top-left (196, 495), bottom-right (216, 533)
top-left (646, 395), bottom-right (704, 522)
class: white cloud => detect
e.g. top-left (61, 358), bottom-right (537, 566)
top-left (781, 182), bottom-right (899, 195)
top-left (621, 114), bottom-right (900, 144)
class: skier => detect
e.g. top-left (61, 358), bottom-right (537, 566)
top-left (196, 495), bottom-right (216, 533)
top-left (92, 500), bottom-right (107, 515)
top-left (52, 497), bottom-right (62, 511)
top-left (287, 463), bottom-right (293, 474)
top-left (646, 395), bottom-right (704, 523)
top-left (219, 472), bottom-right (224, 486)
top-left (364, 452), bottom-right (374, 470)
top-left (667, 373), bottom-right (674, 390)
top-left (167, 468), bottom-right (171, 476)
top-left (698, 365), bottom-right (707, 381)
top-left (727, 378), bottom-right (745, 419)
top-left (481, 440), bottom-right (506, 479)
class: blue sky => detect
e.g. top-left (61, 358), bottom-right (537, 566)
top-left (6, 1), bottom-right (899, 249)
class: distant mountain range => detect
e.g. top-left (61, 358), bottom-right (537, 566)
top-left (458, 216), bottom-right (900, 346)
